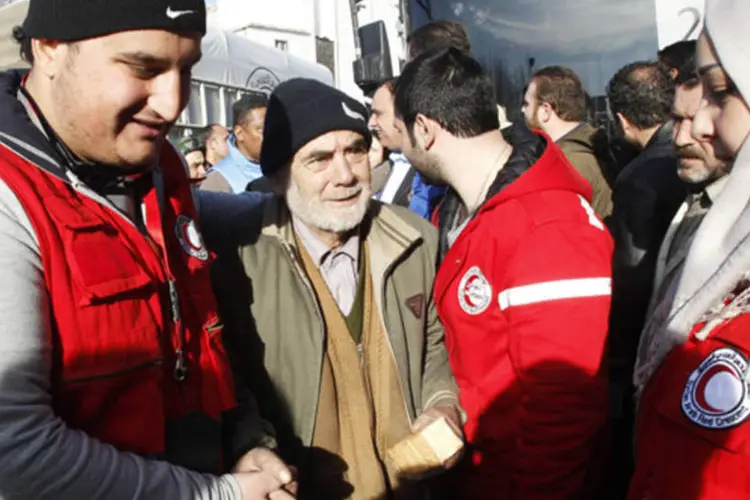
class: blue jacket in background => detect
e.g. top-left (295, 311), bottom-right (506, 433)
top-left (409, 172), bottom-right (445, 220)
top-left (209, 137), bottom-right (263, 193)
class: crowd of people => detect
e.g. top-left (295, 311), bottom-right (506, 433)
top-left (0, 0), bottom-right (749, 498)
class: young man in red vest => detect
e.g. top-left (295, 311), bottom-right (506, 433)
top-left (394, 48), bottom-right (613, 498)
top-left (0, 1), bottom-right (294, 498)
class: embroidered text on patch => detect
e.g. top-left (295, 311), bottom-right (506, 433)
top-left (458, 266), bottom-right (492, 315)
top-left (681, 347), bottom-right (750, 430)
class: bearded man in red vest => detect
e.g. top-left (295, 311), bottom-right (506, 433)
top-left (0, 0), bottom-right (295, 498)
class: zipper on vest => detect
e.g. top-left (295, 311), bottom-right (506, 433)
top-left (168, 279), bottom-right (188, 382)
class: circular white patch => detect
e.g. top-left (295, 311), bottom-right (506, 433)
top-left (682, 347), bottom-right (750, 429)
top-left (457, 266), bottom-right (492, 315)
top-left (704, 371), bottom-right (744, 413)
top-left (185, 222), bottom-right (202, 250)
top-left (175, 215), bottom-right (209, 261)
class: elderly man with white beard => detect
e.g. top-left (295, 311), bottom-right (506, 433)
top-left (204, 78), bottom-right (462, 500)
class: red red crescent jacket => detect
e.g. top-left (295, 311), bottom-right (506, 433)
top-left (0, 131), bottom-right (236, 459)
top-left (629, 296), bottom-right (750, 500)
top-left (435, 132), bottom-right (612, 498)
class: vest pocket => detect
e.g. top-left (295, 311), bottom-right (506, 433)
top-left (66, 228), bottom-right (155, 305)
top-left (56, 357), bottom-right (166, 455)
top-left (54, 212), bottom-right (156, 304)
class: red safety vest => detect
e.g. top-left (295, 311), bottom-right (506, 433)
top-left (0, 141), bottom-right (236, 457)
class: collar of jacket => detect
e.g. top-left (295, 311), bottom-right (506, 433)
top-left (260, 197), bottom-right (423, 300)
top-left (645, 121), bottom-right (674, 151)
top-left (436, 125), bottom-right (546, 262)
top-left (0, 70), bottom-right (69, 182)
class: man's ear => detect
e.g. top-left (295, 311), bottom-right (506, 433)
top-left (616, 112), bottom-right (631, 134)
top-left (32, 39), bottom-right (67, 79)
top-left (414, 113), bottom-right (439, 150)
top-left (538, 102), bottom-right (554, 123)
top-left (233, 124), bottom-right (244, 142)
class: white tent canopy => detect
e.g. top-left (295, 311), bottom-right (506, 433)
top-left (0, 1), bottom-right (333, 90)
top-left (196, 28), bottom-right (332, 91)
top-left (0, 0), bottom-right (28, 70)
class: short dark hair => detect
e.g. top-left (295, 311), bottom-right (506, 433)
top-left (178, 135), bottom-right (205, 156)
top-left (194, 124), bottom-right (214, 144)
top-left (232, 93), bottom-right (268, 126)
top-left (659, 41), bottom-right (699, 88)
top-left (394, 47), bottom-right (499, 138)
top-left (380, 77), bottom-right (397, 94)
top-left (407, 20), bottom-right (471, 61)
top-left (530, 66), bottom-right (587, 122)
top-left (606, 61), bottom-right (674, 130)
top-left (12, 26), bottom-right (33, 64)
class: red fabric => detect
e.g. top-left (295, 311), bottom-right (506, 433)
top-left (431, 203), bottom-right (440, 228)
top-left (0, 143), bottom-right (235, 457)
top-left (628, 314), bottom-right (750, 500)
top-left (435, 133), bottom-right (612, 498)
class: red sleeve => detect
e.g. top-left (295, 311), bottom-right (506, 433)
top-left (503, 221), bottom-right (612, 499)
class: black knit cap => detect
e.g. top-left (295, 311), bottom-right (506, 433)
top-left (22, 0), bottom-right (206, 41)
top-left (260, 78), bottom-right (371, 177)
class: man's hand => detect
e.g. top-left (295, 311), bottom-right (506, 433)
top-left (233, 447), bottom-right (298, 499)
top-left (411, 404), bottom-right (464, 471)
top-left (233, 470), bottom-right (295, 500)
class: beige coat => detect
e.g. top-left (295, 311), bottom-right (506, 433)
top-left (211, 197), bottom-right (459, 472)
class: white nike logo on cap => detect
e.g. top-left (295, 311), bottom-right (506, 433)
top-left (166, 7), bottom-right (197, 19)
top-left (342, 102), bottom-right (365, 122)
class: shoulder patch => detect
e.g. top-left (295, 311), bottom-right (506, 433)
top-left (458, 266), bottom-right (492, 315)
top-left (682, 347), bottom-right (750, 429)
top-left (175, 214), bottom-right (209, 261)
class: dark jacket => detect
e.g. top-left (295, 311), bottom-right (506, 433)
top-left (608, 122), bottom-right (685, 409)
top-left (557, 123), bottom-right (615, 220)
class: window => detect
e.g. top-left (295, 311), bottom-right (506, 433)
top-left (409, 0), bottom-right (660, 125)
top-left (275, 39), bottom-right (289, 52)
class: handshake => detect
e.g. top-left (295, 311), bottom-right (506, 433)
top-left (231, 447), bottom-right (297, 500)
top-left (233, 405), bottom-right (464, 499)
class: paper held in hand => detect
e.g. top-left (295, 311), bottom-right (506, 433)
top-left (386, 416), bottom-right (464, 477)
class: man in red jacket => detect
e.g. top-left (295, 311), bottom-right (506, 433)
top-left (0, 0), bottom-right (293, 498)
top-left (393, 48), bottom-right (613, 498)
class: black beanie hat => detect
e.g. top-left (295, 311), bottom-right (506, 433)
top-left (260, 78), bottom-right (372, 177)
top-left (22, 0), bottom-right (206, 41)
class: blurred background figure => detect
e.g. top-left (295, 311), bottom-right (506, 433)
top-left (201, 93), bottom-right (268, 193)
top-left (605, 59), bottom-right (685, 495)
top-left (369, 79), bottom-right (416, 208)
top-left (522, 65), bottom-right (614, 219)
top-left (178, 135), bottom-right (209, 182)
top-left (202, 123), bottom-right (230, 168)
top-left (367, 134), bottom-right (391, 195)
top-left (658, 40), bottom-right (699, 83)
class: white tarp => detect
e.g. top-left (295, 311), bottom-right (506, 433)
top-left (654, 0), bottom-right (704, 49)
top-left (0, 0), bottom-right (28, 70)
top-left (0, 0), bottom-right (333, 89)
top-left (195, 28), bottom-right (333, 91)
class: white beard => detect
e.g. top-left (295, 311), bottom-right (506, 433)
top-left (286, 179), bottom-right (371, 233)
